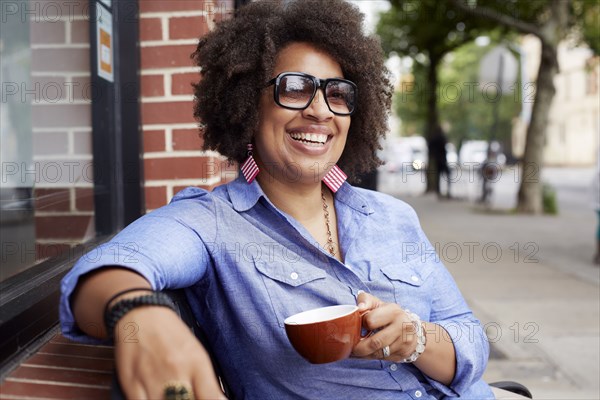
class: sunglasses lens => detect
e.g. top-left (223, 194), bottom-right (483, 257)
top-left (275, 74), bottom-right (356, 115)
top-left (325, 80), bottom-right (355, 115)
top-left (278, 75), bottom-right (315, 108)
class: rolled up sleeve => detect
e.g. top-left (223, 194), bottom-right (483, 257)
top-left (60, 199), bottom-right (214, 343)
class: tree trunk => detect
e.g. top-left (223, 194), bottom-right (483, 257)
top-left (516, 42), bottom-right (558, 213)
top-left (425, 53), bottom-right (440, 193)
top-left (516, 0), bottom-right (568, 213)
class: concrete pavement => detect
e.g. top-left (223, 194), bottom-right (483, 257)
top-left (383, 172), bottom-right (599, 399)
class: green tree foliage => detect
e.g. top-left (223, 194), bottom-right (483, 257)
top-left (377, 0), bottom-right (496, 139)
top-left (377, 0), bottom-right (499, 192)
top-left (573, 0), bottom-right (599, 54)
top-left (379, 0), bottom-right (597, 210)
top-left (438, 40), bottom-right (522, 151)
top-left (448, 0), bottom-right (593, 213)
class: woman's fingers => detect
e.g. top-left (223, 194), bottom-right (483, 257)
top-left (352, 320), bottom-right (400, 358)
top-left (356, 291), bottom-right (383, 312)
top-left (114, 306), bottom-right (226, 399)
top-left (352, 298), bottom-right (418, 361)
top-left (362, 302), bottom-right (402, 330)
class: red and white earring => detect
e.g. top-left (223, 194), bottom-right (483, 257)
top-left (322, 165), bottom-right (347, 193)
top-left (240, 143), bottom-right (259, 184)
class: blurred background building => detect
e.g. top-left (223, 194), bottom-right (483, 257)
top-left (512, 35), bottom-right (599, 166)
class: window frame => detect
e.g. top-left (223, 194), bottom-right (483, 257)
top-left (0, 0), bottom-right (141, 375)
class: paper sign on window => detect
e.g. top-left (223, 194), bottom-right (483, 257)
top-left (96, 3), bottom-right (113, 82)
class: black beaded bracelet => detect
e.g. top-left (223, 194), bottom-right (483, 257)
top-left (104, 292), bottom-right (177, 339)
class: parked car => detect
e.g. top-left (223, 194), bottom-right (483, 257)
top-left (446, 142), bottom-right (458, 165)
top-left (459, 140), bottom-right (506, 168)
top-left (382, 136), bottom-right (428, 172)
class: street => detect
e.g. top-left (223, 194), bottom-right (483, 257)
top-left (378, 166), bottom-right (600, 399)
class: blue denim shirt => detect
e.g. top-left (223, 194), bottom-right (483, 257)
top-left (60, 176), bottom-right (494, 399)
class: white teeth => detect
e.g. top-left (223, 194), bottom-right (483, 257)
top-left (289, 132), bottom-right (328, 145)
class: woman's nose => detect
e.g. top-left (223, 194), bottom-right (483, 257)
top-left (302, 89), bottom-right (333, 121)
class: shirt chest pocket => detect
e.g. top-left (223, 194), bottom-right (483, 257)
top-left (379, 260), bottom-right (433, 320)
top-left (254, 260), bottom-right (347, 327)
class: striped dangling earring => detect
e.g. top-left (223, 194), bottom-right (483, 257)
top-left (240, 143), bottom-right (259, 184)
top-left (322, 164), bottom-right (347, 193)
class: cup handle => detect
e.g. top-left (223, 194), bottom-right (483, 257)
top-left (359, 310), bottom-right (375, 339)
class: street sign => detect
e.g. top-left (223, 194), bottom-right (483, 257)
top-left (479, 45), bottom-right (518, 94)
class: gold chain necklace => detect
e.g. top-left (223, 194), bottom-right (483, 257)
top-left (321, 190), bottom-right (336, 257)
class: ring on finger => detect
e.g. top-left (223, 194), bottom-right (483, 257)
top-left (164, 381), bottom-right (194, 400)
top-left (382, 345), bottom-right (391, 359)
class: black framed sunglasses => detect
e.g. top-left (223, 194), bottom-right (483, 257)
top-left (266, 72), bottom-right (357, 116)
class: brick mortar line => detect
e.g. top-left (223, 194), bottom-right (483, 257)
top-left (144, 176), bottom-right (223, 187)
top-left (30, 100), bottom-right (92, 106)
top-left (142, 123), bottom-right (198, 130)
top-left (34, 239), bottom-right (89, 245)
top-left (34, 212), bottom-right (94, 217)
top-left (28, 16), bottom-right (90, 22)
top-left (140, 11), bottom-right (209, 19)
top-left (164, 73), bottom-right (172, 97)
top-left (161, 16), bottom-right (169, 40)
top-left (31, 72), bottom-right (90, 78)
top-left (33, 127), bottom-right (92, 133)
top-left (141, 95), bottom-right (193, 103)
top-left (30, 71), bottom-right (92, 76)
top-left (67, 131), bottom-right (74, 156)
top-left (35, 352), bottom-right (112, 362)
top-left (140, 39), bottom-right (199, 47)
top-left (65, 18), bottom-right (72, 44)
top-left (69, 184), bottom-right (76, 212)
top-left (8, 362), bottom-right (113, 377)
top-left (31, 44), bottom-right (90, 50)
top-left (5, 377), bottom-right (110, 390)
top-left (143, 150), bottom-right (221, 158)
top-left (47, 340), bottom-right (112, 350)
top-left (20, 364), bottom-right (110, 375)
top-left (32, 184), bottom-right (94, 189)
top-left (0, 394), bottom-right (53, 400)
top-left (31, 155), bottom-right (93, 161)
top-left (165, 128), bottom-right (174, 152)
top-left (140, 67), bottom-right (200, 75)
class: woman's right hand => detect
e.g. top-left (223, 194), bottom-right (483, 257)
top-left (114, 306), bottom-right (227, 400)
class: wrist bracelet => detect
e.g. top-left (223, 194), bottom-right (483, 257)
top-left (103, 287), bottom-right (154, 318)
top-left (104, 291), bottom-right (177, 339)
top-left (400, 309), bottom-right (427, 363)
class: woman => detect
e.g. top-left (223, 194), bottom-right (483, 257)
top-left (61, 1), bottom-right (497, 399)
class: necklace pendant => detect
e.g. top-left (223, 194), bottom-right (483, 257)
top-left (321, 190), bottom-right (336, 257)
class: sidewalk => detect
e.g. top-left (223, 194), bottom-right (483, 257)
top-left (395, 193), bottom-right (600, 399)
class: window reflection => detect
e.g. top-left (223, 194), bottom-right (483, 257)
top-left (1, 0), bottom-right (95, 282)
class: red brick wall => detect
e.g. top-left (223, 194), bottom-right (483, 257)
top-left (28, 1), bottom-right (95, 261)
top-left (139, 0), bottom-right (236, 211)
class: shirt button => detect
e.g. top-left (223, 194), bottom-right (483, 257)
top-left (414, 390), bottom-right (422, 398)
top-left (411, 275), bottom-right (419, 283)
top-left (389, 364), bottom-right (398, 371)
top-left (290, 272), bottom-right (299, 280)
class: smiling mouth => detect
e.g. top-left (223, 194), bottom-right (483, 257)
top-left (289, 132), bottom-right (329, 147)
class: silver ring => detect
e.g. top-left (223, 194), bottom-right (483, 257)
top-left (382, 345), bottom-right (390, 358)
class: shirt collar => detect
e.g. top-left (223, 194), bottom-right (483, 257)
top-left (335, 181), bottom-right (373, 215)
top-left (227, 174), bottom-right (265, 212)
top-left (226, 173), bottom-right (373, 216)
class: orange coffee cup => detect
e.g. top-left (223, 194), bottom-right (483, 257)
top-left (284, 305), bottom-right (367, 364)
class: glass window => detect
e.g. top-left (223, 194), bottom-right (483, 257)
top-left (1, 0), bottom-right (95, 282)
